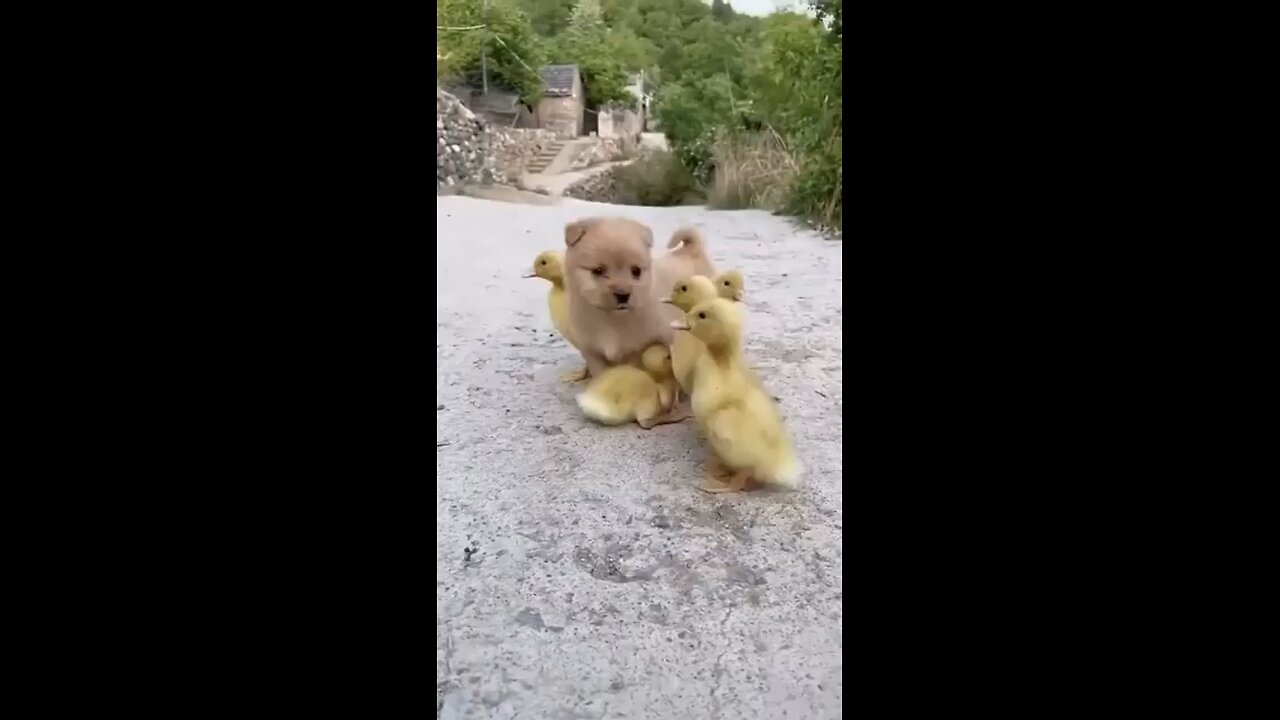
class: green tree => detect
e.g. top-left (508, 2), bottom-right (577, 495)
top-left (520, 0), bottom-right (577, 35)
top-left (601, 0), bottom-right (643, 30)
top-left (567, 0), bottom-right (605, 29)
top-left (674, 17), bottom-right (753, 84)
top-left (545, 0), bottom-right (637, 107)
top-left (811, 0), bottom-right (842, 41)
top-left (745, 8), bottom-right (841, 224)
top-left (438, 0), bottom-right (546, 104)
top-left (607, 26), bottom-right (659, 70)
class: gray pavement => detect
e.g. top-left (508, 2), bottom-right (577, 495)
top-left (436, 196), bottom-right (843, 719)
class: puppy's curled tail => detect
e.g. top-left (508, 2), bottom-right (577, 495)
top-left (667, 227), bottom-right (703, 252)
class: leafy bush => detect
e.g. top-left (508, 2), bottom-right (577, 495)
top-left (788, 129), bottom-right (841, 227)
top-left (614, 150), bottom-right (701, 206)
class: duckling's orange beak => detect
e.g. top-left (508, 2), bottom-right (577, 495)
top-left (521, 272), bottom-right (537, 278)
top-left (670, 320), bottom-right (690, 331)
top-left (660, 297), bottom-right (674, 304)
top-left (733, 290), bottom-right (745, 302)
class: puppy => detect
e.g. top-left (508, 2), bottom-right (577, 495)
top-left (563, 218), bottom-right (715, 377)
top-left (652, 228), bottom-right (716, 301)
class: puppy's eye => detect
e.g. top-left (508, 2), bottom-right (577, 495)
top-left (631, 266), bottom-right (642, 279)
top-left (591, 266), bottom-right (605, 277)
top-left (698, 312), bottom-right (706, 319)
top-left (680, 285), bottom-right (687, 292)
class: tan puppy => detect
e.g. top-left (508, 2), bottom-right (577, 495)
top-left (652, 228), bottom-right (716, 304)
top-left (563, 218), bottom-right (715, 377)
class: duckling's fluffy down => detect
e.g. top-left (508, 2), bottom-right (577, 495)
top-left (575, 365), bottom-right (658, 425)
top-left (576, 391), bottom-right (631, 425)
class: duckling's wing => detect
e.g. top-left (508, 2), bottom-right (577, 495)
top-left (741, 391), bottom-right (801, 486)
top-left (705, 406), bottom-right (743, 449)
top-left (548, 288), bottom-right (571, 338)
top-left (705, 403), bottom-right (769, 469)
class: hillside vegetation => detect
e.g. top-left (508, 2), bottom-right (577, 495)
top-left (437, 0), bottom-right (842, 229)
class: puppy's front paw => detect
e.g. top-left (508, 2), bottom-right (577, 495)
top-left (561, 367), bottom-right (589, 383)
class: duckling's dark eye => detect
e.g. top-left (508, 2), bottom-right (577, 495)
top-left (723, 281), bottom-right (730, 286)
top-left (591, 266), bottom-right (605, 277)
top-left (540, 260), bottom-right (547, 265)
top-left (631, 266), bottom-right (642, 279)
top-left (680, 285), bottom-right (687, 292)
top-left (698, 312), bottom-right (706, 319)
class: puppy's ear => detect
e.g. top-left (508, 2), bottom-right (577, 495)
top-left (565, 218), bottom-right (598, 247)
top-left (641, 225), bottom-right (653, 248)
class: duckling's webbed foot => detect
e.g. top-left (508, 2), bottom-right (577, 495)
top-left (638, 406), bottom-right (693, 430)
top-left (560, 366), bottom-right (590, 383)
top-left (700, 469), bottom-right (752, 494)
top-left (665, 393), bottom-right (692, 421)
top-left (706, 455), bottom-right (732, 477)
top-left (700, 458), bottom-right (748, 492)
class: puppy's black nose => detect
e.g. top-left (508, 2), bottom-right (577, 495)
top-left (614, 292), bottom-right (631, 304)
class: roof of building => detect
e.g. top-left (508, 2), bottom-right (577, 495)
top-left (539, 64), bottom-right (580, 97)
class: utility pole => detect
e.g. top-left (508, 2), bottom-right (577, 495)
top-left (480, 0), bottom-right (489, 94)
top-left (638, 68), bottom-right (646, 129)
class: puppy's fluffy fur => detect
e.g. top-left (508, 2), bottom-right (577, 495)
top-left (564, 218), bottom-right (715, 376)
top-left (655, 228), bottom-right (715, 300)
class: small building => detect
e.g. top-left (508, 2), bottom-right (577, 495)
top-left (446, 85), bottom-right (537, 128)
top-left (537, 64), bottom-right (585, 138)
top-left (597, 105), bottom-right (643, 141)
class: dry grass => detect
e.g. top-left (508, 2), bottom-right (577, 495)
top-left (706, 132), bottom-right (797, 211)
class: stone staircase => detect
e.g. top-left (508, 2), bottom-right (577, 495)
top-left (525, 140), bottom-right (565, 174)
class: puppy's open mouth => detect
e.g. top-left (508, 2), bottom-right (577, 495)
top-left (613, 304), bottom-right (630, 311)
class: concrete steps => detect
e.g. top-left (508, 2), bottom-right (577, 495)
top-left (525, 141), bottom-right (565, 174)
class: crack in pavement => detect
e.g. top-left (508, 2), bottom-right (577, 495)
top-left (709, 607), bottom-right (734, 717)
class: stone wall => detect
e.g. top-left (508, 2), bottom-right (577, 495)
top-left (564, 166), bottom-right (622, 202)
top-left (438, 88), bottom-right (498, 189)
top-left (437, 88), bottom-right (559, 190)
top-left (567, 136), bottom-right (630, 171)
top-left (493, 128), bottom-right (558, 183)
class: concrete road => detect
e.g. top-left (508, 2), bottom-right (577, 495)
top-left (436, 196), bottom-right (843, 719)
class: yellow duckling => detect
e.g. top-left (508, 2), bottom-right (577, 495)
top-left (524, 250), bottom-right (588, 382)
top-left (663, 275), bottom-right (720, 395)
top-left (665, 272), bottom-right (765, 399)
top-left (713, 269), bottom-right (745, 302)
top-left (671, 299), bottom-right (800, 493)
top-left (576, 344), bottom-right (687, 429)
